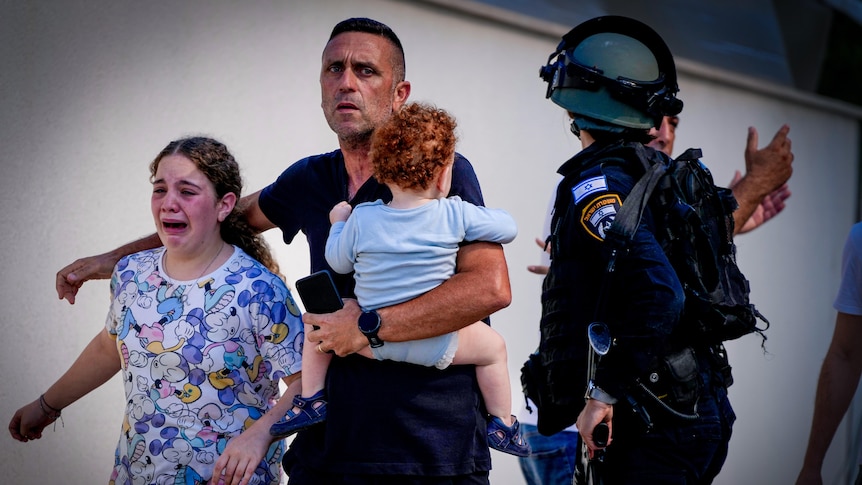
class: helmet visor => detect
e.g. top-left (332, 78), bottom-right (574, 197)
top-left (544, 52), bottom-right (681, 118)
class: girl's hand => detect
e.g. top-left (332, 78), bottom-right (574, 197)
top-left (8, 399), bottom-right (56, 442)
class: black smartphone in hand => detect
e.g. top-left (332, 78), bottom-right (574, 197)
top-left (295, 270), bottom-right (343, 314)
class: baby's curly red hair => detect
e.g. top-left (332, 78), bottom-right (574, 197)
top-left (371, 102), bottom-right (457, 190)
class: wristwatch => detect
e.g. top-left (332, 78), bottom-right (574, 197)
top-left (358, 309), bottom-right (384, 348)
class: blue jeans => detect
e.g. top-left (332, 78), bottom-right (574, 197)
top-left (517, 424), bottom-right (579, 485)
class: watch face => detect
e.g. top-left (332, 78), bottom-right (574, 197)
top-left (359, 310), bottom-right (380, 333)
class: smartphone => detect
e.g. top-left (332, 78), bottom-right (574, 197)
top-left (295, 270), bottom-right (344, 314)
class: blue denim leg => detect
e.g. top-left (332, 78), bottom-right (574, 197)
top-left (517, 424), bottom-right (579, 485)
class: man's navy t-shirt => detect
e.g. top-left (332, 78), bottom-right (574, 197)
top-left (259, 149), bottom-right (492, 477)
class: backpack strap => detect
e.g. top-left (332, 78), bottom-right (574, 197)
top-left (604, 157), bottom-right (668, 249)
top-left (590, 156), bottom-right (669, 324)
top-left (674, 148), bottom-right (703, 163)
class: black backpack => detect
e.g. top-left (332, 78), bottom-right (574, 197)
top-left (622, 147), bottom-right (769, 345)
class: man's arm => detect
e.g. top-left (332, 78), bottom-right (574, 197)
top-left (796, 312), bottom-right (862, 485)
top-left (55, 233), bottom-right (162, 304)
top-left (306, 241), bottom-right (512, 356)
top-left (729, 125), bottom-right (793, 234)
top-left (730, 170), bottom-right (791, 234)
top-left (56, 190), bottom-right (275, 304)
top-left (238, 189), bottom-right (277, 234)
top-left (527, 236), bottom-right (551, 275)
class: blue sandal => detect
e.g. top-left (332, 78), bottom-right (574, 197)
top-left (487, 415), bottom-right (531, 457)
top-left (269, 389), bottom-right (327, 438)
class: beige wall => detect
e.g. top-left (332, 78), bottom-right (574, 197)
top-left (1, 1), bottom-right (859, 483)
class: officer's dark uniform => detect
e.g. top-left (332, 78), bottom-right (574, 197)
top-left (541, 139), bottom-right (736, 484)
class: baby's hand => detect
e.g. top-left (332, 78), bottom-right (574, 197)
top-left (330, 201), bottom-right (352, 224)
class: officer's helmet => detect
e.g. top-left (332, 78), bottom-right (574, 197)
top-left (540, 16), bottom-right (683, 129)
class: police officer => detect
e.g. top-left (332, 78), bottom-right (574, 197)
top-left (537, 16), bottom-right (736, 484)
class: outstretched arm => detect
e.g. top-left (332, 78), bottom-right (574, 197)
top-left (796, 312), bottom-right (862, 485)
top-left (56, 190), bottom-right (275, 304)
top-left (729, 125), bottom-right (793, 234)
top-left (306, 241), bottom-right (512, 356)
top-left (56, 233), bottom-right (162, 304)
top-left (9, 328), bottom-right (120, 442)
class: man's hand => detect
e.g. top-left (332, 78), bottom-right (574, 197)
top-left (304, 298), bottom-right (365, 356)
top-left (56, 252), bottom-right (119, 304)
top-left (730, 171), bottom-right (791, 234)
top-left (527, 237), bottom-right (550, 275)
top-left (730, 125), bottom-right (793, 233)
top-left (576, 398), bottom-right (614, 457)
top-left (745, 124), bottom-right (793, 193)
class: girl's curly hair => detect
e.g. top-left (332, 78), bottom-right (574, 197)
top-left (370, 102), bottom-right (457, 190)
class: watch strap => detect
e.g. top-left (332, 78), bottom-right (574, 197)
top-left (359, 309), bottom-right (384, 348)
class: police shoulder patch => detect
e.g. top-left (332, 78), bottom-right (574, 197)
top-left (580, 193), bottom-right (621, 241)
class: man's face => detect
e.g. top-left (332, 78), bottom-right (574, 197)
top-left (320, 32), bottom-right (409, 146)
top-left (646, 115), bottom-right (679, 156)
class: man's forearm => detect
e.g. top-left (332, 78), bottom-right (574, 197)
top-left (730, 177), bottom-right (763, 234)
top-left (57, 232), bottom-right (163, 304)
top-left (376, 242), bottom-right (511, 342)
top-left (801, 313), bottom-right (862, 470)
top-left (733, 125), bottom-right (793, 233)
top-left (98, 191), bottom-right (269, 272)
top-left (111, 233), bottom-right (163, 262)
top-left (801, 351), bottom-right (857, 469)
top-left (58, 191), bottom-right (274, 304)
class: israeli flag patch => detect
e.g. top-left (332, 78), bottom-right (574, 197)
top-left (572, 176), bottom-right (608, 204)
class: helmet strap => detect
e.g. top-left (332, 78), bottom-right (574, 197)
top-left (570, 119), bottom-right (581, 138)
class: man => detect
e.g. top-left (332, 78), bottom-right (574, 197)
top-left (534, 15), bottom-right (790, 483)
top-left (56, 18), bottom-right (508, 484)
top-left (796, 223), bottom-right (862, 485)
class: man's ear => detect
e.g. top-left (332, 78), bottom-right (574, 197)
top-left (392, 80), bottom-right (411, 111)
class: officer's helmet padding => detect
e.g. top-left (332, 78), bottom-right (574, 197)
top-left (540, 16), bottom-right (683, 130)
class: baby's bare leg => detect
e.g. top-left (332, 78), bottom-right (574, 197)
top-left (300, 328), bottom-right (332, 398)
top-left (453, 321), bottom-right (514, 425)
